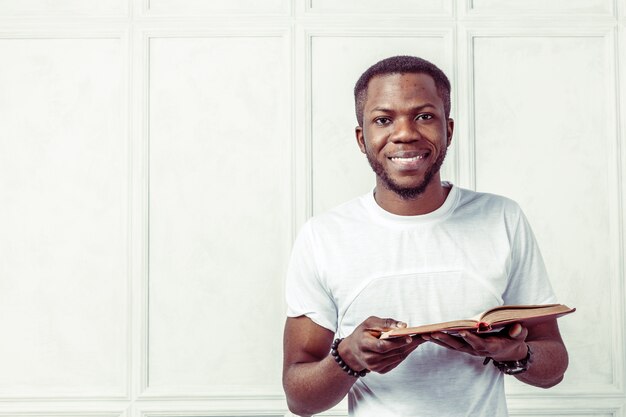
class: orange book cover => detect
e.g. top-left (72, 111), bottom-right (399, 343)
top-left (379, 304), bottom-right (575, 340)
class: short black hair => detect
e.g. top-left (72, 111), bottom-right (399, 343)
top-left (354, 55), bottom-right (451, 126)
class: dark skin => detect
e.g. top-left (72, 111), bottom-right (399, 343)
top-left (283, 72), bottom-right (568, 417)
top-left (355, 73), bottom-right (453, 215)
top-left (283, 316), bottom-right (424, 416)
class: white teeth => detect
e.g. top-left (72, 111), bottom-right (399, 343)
top-left (391, 155), bottom-right (425, 162)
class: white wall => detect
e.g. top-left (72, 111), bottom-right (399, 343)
top-left (0, 0), bottom-right (624, 416)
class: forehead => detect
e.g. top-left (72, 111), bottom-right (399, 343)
top-left (364, 72), bottom-right (442, 111)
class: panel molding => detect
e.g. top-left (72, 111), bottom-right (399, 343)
top-left (301, 26), bottom-right (456, 218)
top-left (302, 0), bottom-right (454, 18)
top-left (459, 25), bottom-right (624, 397)
top-left (461, 0), bottom-right (617, 19)
top-left (137, 388), bottom-right (285, 402)
top-left (0, 0), bottom-right (129, 17)
top-left (0, 30), bottom-right (132, 402)
top-left (134, 401), bottom-right (287, 417)
top-left (0, 412), bottom-right (126, 417)
top-left (618, 19), bottom-right (626, 411)
top-left (459, 25), bottom-right (619, 187)
top-left (141, 413), bottom-right (283, 417)
top-left (139, 0), bottom-right (290, 18)
top-left (0, 5), bottom-right (623, 417)
top-left (507, 396), bottom-right (625, 416)
top-left (137, 28), bottom-right (293, 399)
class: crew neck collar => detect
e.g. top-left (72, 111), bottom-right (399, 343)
top-left (364, 182), bottom-right (459, 225)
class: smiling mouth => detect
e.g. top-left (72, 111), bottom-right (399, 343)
top-left (388, 151), bottom-right (431, 164)
top-left (390, 155), bottom-right (426, 162)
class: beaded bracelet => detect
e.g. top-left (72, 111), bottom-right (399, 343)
top-left (330, 338), bottom-right (368, 378)
top-left (483, 344), bottom-right (533, 375)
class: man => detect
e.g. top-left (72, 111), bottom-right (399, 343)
top-left (282, 56), bottom-right (568, 416)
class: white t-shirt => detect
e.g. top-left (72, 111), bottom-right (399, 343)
top-left (286, 183), bottom-right (556, 417)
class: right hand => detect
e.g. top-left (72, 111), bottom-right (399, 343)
top-left (338, 316), bottom-right (425, 374)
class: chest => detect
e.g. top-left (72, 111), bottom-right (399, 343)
top-left (315, 224), bottom-right (513, 336)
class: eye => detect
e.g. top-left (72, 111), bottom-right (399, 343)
top-left (374, 117), bottom-right (391, 126)
top-left (416, 113), bottom-right (434, 121)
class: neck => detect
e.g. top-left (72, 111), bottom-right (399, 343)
top-left (374, 176), bottom-right (450, 216)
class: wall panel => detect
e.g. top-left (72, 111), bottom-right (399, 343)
top-left (0, 2), bottom-right (623, 417)
top-left (507, 397), bottom-right (624, 417)
top-left (510, 410), bottom-right (615, 417)
top-left (308, 0), bottom-right (451, 16)
top-left (0, 411), bottom-right (126, 417)
top-left (468, 0), bottom-right (614, 15)
top-left (472, 33), bottom-right (621, 395)
top-left (147, 34), bottom-right (290, 395)
top-left (0, 0), bottom-right (127, 16)
top-left (136, 402), bottom-right (287, 416)
top-left (0, 37), bottom-right (128, 398)
top-left (145, 0), bottom-right (286, 15)
top-left (310, 32), bottom-right (453, 215)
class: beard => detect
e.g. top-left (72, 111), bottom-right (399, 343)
top-left (365, 147), bottom-right (447, 200)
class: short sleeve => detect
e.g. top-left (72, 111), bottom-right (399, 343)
top-left (285, 221), bottom-right (338, 332)
top-left (502, 208), bottom-right (557, 305)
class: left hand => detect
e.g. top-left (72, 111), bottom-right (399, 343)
top-left (422, 323), bottom-right (528, 362)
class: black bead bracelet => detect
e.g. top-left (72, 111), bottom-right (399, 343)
top-left (330, 338), bottom-right (368, 378)
top-left (483, 344), bottom-right (533, 375)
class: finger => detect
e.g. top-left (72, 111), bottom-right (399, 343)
top-left (367, 341), bottom-right (421, 373)
top-left (362, 336), bottom-right (412, 354)
top-left (457, 331), bottom-right (488, 352)
top-left (376, 351), bottom-right (415, 374)
top-left (424, 336), bottom-right (479, 356)
top-left (425, 333), bottom-right (478, 354)
top-left (459, 331), bottom-right (490, 356)
top-left (363, 316), bottom-right (407, 332)
top-left (430, 332), bottom-right (468, 350)
top-left (508, 324), bottom-right (528, 340)
top-left (365, 335), bottom-right (415, 354)
top-left (375, 341), bottom-right (419, 364)
top-left (459, 329), bottom-right (528, 360)
top-left (508, 323), bottom-right (522, 337)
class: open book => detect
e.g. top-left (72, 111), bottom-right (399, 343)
top-left (379, 304), bottom-right (575, 340)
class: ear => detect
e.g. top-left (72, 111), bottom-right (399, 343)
top-left (355, 126), bottom-right (366, 154)
top-left (446, 118), bottom-right (454, 147)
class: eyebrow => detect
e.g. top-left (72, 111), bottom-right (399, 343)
top-left (370, 103), bottom-right (438, 113)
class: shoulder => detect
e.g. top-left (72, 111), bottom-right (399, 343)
top-left (455, 186), bottom-right (523, 217)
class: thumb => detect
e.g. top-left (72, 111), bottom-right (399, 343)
top-left (381, 317), bottom-right (407, 330)
top-left (364, 317), bottom-right (406, 331)
top-left (508, 323), bottom-right (528, 340)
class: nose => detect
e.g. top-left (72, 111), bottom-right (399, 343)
top-left (390, 117), bottom-right (419, 143)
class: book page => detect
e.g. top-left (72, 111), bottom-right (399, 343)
top-left (481, 304), bottom-right (572, 325)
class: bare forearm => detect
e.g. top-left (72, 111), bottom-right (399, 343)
top-left (283, 355), bottom-right (357, 416)
top-left (283, 316), bottom-right (421, 415)
top-left (515, 340), bottom-right (568, 388)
